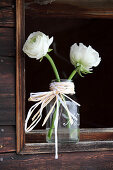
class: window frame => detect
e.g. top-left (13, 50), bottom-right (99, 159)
top-left (16, 0), bottom-right (113, 154)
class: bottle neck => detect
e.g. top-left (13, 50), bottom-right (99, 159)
top-left (50, 80), bottom-right (75, 95)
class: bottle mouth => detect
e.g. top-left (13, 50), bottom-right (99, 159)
top-left (51, 79), bottom-right (73, 83)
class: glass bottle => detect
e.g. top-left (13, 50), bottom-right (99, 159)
top-left (46, 79), bottom-right (80, 143)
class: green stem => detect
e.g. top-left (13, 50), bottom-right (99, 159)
top-left (46, 57), bottom-right (79, 139)
top-left (45, 53), bottom-right (60, 139)
top-left (66, 67), bottom-right (78, 128)
top-left (48, 66), bottom-right (79, 139)
top-left (48, 103), bottom-right (59, 139)
top-left (68, 68), bottom-right (78, 80)
top-left (48, 101), bottom-right (61, 139)
top-left (48, 67), bottom-right (78, 139)
top-left (45, 53), bottom-right (60, 82)
top-left (48, 67), bottom-right (79, 139)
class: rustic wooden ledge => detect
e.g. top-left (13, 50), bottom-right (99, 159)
top-left (17, 128), bottom-right (113, 154)
top-left (23, 141), bottom-right (113, 154)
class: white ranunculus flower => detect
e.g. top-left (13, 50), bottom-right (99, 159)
top-left (23, 31), bottom-right (53, 59)
top-left (70, 43), bottom-right (101, 72)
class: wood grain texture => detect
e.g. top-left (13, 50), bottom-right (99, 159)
top-left (33, 0), bottom-right (113, 7)
top-left (21, 128), bottom-right (113, 154)
top-left (16, 0), bottom-right (25, 153)
top-left (0, 57), bottom-right (15, 125)
top-left (26, 128), bottom-right (113, 143)
top-left (25, 0), bottom-right (113, 18)
top-left (0, 126), bottom-right (16, 153)
top-left (0, 7), bottom-right (15, 27)
top-left (23, 141), bottom-right (113, 154)
top-left (0, 151), bottom-right (113, 170)
top-left (0, 28), bottom-right (15, 56)
top-left (0, 0), bottom-right (14, 7)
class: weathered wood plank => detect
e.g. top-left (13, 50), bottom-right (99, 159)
top-left (0, 151), bottom-right (113, 169)
top-left (16, 0), bottom-right (25, 153)
top-left (0, 7), bottom-right (15, 27)
top-left (20, 128), bottom-right (113, 154)
top-left (26, 128), bottom-right (113, 143)
top-left (0, 28), bottom-right (15, 56)
top-left (0, 0), bottom-right (14, 7)
top-left (23, 141), bottom-right (113, 154)
top-left (26, 0), bottom-right (113, 8)
top-left (0, 126), bottom-right (16, 153)
top-left (0, 57), bottom-right (15, 125)
top-left (25, 0), bottom-right (113, 18)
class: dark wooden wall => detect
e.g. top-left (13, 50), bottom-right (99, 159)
top-left (1, 0), bottom-right (113, 169)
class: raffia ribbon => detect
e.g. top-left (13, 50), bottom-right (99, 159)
top-left (25, 81), bottom-right (80, 159)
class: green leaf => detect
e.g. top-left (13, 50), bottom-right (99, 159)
top-left (78, 69), bottom-right (84, 77)
top-left (83, 68), bottom-right (93, 74)
top-left (40, 57), bottom-right (43, 62)
top-left (48, 49), bottom-right (53, 52)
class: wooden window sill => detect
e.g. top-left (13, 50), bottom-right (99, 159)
top-left (18, 128), bottom-right (113, 154)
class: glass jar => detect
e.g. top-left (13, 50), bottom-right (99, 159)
top-left (46, 79), bottom-right (80, 143)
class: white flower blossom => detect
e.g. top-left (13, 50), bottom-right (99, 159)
top-left (70, 43), bottom-right (101, 73)
top-left (23, 31), bottom-right (53, 59)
